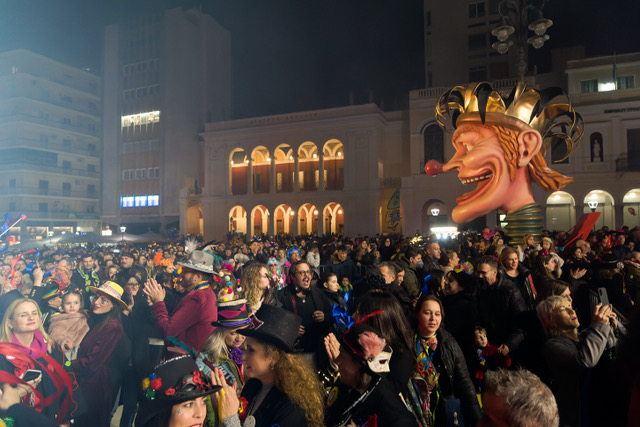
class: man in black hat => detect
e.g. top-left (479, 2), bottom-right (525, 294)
top-left (274, 260), bottom-right (332, 367)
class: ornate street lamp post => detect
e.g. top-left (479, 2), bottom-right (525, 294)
top-left (490, 0), bottom-right (553, 81)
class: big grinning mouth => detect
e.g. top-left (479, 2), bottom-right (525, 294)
top-left (460, 172), bottom-right (492, 185)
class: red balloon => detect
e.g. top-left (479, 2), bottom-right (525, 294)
top-left (424, 160), bottom-right (443, 176)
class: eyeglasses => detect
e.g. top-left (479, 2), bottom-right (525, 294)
top-left (126, 282), bottom-right (140, 287)
top-left (295, 270), bottom-right (312, 276)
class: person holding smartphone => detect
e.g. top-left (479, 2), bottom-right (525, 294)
top-left (0, 294), bottom-right (69, 423)
top-left (536, 296), bottom-right (617, 426)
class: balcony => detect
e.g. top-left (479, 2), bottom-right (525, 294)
top-left (0, 137), bottom-right (100, 157)
top-left (0, 113), bottom-right (100, 137)
top-left (16, 210), bottom-right (100, 221)
top-left (0, 163), bottom-right (99, 178)
top-left (1, 90), bottom-right (102, 117)
top-left (0, 186), bottom-right (99, 199)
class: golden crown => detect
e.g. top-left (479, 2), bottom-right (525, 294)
top-left (435, 82), bottom-right (583, 162)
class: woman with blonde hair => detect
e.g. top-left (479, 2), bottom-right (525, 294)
top-left (214, 304), bottom-right (324, 427)
top-left (0, 295), bottom-right (65, 422)
top-left (197, 287), bottom-right (251, 426)
top-left (240, 262), bottom-right (271, 313)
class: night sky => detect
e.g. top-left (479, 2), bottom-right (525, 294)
top-left (0, 0), bottom-right (638, 119)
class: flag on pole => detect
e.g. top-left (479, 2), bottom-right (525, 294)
top-left (613, 51), bottom-right (617, 89)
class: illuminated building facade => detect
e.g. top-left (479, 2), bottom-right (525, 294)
top-left (195, 53), bottom-right (640, 239)
top-left (196, 104), bottom-right (407, 240)
top-left (0, 49), bottom-right (102, 237)
top-left (102, 7), bottom-right (231, 234)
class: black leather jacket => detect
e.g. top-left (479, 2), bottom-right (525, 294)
top-left (476, 273), bottom-right (527, 351)
top-left (432, 328), bottom-right (482, 426)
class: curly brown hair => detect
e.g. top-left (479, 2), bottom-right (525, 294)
top-left (264, 343), bottom-right (324, 427)
top-left (241, 263), bottom-right (267, 313)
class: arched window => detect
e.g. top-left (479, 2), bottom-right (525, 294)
top-left (423, 124), bottom-right (444, 171)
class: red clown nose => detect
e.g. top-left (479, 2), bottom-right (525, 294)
top-left (424, 160), bottom-right (443, 176)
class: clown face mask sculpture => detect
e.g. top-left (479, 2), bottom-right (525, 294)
top-left (426, 82), bottom-right (583, 226)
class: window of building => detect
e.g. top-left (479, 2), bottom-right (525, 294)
top-left (122, 170), bottom-right (129, 181)
top-left (9, 179), bottom-right (15, 190)
top-left (63, 138), bottom-right (71, 148)
top-left (469, 2), bottom-right (485, 18)
top-left (581, 79), bottom-right (598, 93)
top-left (88, 102), bottom-right (97, 111)
top-left (63, 160), bottom-right (71, 170)
top-left (468, 34), bottom-right (486, 50)
top-left (469, 66), bottom-right (487, 81)
top-left (87, 184), bottom-right (96, 195)
top-left (9, 202), bottom-right (15, 211)
top-left (39, 202), bottom-right (48, 212)
top-left (120, 196), bottom-right (134, 208)
top-left (39, 180), bottom-right (49, 195)
top-left (154, 167), bottom-right (159, 178)
top-left (62, 118), bottom-right (71, 125)
top-left (121, 111), bottom-right (160, 129)
top-left (628, 129), bottom-right (640, 171)
top-left (88, 143), bottom-right (96, 154)
top-left (423, 124), bottom-right (445, 168)
top-left (298, 171), bottom-right (304, 190)
top-left (63, 182), bottom-right (71, 196)
top-left (61, 95), bottom-right (72, 103)
top-left (88, 164), bottom-right (96, 174)
top-left (616, 75), bottom-right (635, 90)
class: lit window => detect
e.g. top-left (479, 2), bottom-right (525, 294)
top-left (121, 111), bottom-right (161, 129)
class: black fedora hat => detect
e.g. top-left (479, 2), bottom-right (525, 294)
top-left (136, 355), bottom-right (220, 426)
top-left (238, 304), bottom-right (301, 353)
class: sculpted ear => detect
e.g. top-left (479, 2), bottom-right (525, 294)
top-left (517, 130), bottom-right (543, 168)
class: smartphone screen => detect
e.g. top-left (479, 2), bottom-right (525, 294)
top-left (23, 369), bottom-right (42, 382)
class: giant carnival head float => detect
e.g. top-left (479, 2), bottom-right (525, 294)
top-left (425, 82), bottom-right (583, 235)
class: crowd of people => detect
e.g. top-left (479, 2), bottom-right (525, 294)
top-left (0, 224), bottom-right (639, 426)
